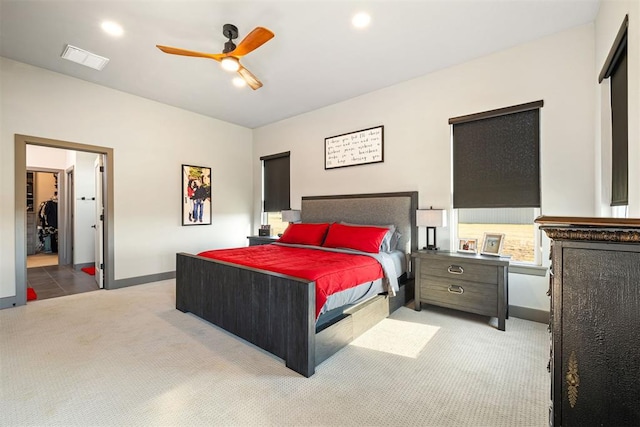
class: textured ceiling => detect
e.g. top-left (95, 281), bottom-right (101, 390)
top-left (0, 0), bottom-right (600, 128)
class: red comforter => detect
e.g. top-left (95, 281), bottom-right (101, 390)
top-left (198, 244), bottom-right (384, 317)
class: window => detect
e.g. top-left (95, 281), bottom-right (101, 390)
top-left (261, 151), bottom-right (290, 235)
top-left (599, 15), bottom-right (628, 210)
top-left (450, 101), bottom-right (543, 265)
top-left (457, 208), bottom-right (538, 263)
top-left (265, 212), bottom-right (287, 236)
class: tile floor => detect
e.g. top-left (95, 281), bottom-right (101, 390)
top-left (27, 263), bottom-right (99, 300)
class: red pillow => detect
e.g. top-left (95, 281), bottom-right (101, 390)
top-left (322, 223), bottom-right (389, 253)
top-left (278, 223), bottom-right (330, 246)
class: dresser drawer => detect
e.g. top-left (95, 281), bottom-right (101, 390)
top-left (420, 257), bottom-right (498, 285)
top-left (420, 275), bottom-right (498, 317)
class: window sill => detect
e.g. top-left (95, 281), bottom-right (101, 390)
top-left (509, 263), bottom-right (548, 277)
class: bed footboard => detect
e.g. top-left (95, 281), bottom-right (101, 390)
top-left (176, 252), bottom-right (317, 377)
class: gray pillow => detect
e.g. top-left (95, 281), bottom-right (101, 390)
top-left (389, 230), bottom-right (402, 252)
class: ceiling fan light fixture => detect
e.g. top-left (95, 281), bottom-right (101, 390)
top-left (157, 24), bottom-right (272, 90)
top-left (232, 77), bottom-right (247, 88)
top-left (220, 56), bottom-right (240, 72)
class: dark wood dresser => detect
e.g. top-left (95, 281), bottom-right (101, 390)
top-left (536, 216), bottom-right (640, 427)
top-left (411, 250), bottom-right (509, 330)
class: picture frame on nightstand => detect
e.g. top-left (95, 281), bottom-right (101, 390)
top-left (457, 238), bottom-right (478, 254)
top-left (481, 233), bottom-right (505, 256)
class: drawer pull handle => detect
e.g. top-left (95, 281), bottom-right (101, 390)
top-left (447, 265), bottom-right (464, 275)
top-left (447, 285), bottom-right (464, 295)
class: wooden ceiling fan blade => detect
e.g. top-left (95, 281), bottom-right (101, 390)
top-left (238, 65), bottom-right (263, 90)
top-left (231, 27), bottom-right (274, 57)
top-left (156, 45), bottom-right (225, 61)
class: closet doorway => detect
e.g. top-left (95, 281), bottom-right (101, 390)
top-left (26, 169), bottom-right (62, 269)
top-left (14, 134), bottom-right (114, 306)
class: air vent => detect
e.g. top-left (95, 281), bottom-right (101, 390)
top-left (61, 45), bottom-right (109, 71)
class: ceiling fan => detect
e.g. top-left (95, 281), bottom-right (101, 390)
top-left (156, 24), bottom-right (274, 90)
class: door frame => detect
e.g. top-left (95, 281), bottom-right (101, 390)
top-left (94, 155), bottom-right (104, 289)
top-left (64, 166), bottom-right (75, 266)
top-left (14, 134), bottom-right (115, 305)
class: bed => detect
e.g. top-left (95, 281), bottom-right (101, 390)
top-left (175, 191), bottom-right (418, 377)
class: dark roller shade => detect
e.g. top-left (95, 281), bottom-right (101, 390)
top-left (600, 16), bottom-right (628, 207)
top-left (261, 152), bottom-right (290, 212)
top-left (452, 106), bottom-right (541, 209)
top-left (610, 50), bottom-right (628, 206)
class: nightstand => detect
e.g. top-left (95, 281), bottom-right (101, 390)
top-left (411, 250), bottom-right (509, 330)
top-left (247, 235), bottom-right (279, 246)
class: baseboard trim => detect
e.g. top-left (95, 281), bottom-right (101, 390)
top-left (111, 271), bottom-right (176, 289)
top-left (0, 296), bottom-right (18, 310)
top-left (509, 305), bottom-right (548, 324)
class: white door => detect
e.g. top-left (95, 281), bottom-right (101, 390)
top-left (94, 155), bottom-right (104, 289)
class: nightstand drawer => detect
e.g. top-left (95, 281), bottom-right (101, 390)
top-left (420, 257), bottom-right (498, 285)
top-left (420, 276), bottom-right (497, 317)
top-left (412, 251), bottom-right (509, 330)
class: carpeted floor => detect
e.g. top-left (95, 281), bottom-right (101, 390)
top-left (0, 280), bottom-right (549, 426)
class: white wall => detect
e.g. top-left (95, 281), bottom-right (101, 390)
top-left (1, 57), bottom-right (254, 299)
top-left (253, 24), bottom-right (597, 312)
top-left (595, 0), bottom-right (640, 216)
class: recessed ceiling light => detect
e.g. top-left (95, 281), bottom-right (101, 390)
top-left (352, 12), bottom-right (371, 29)
top-left (61, 45), bottom-right (109, 70)
top-left (232, 77), bottom-right (247, 88)
top-left (101, 21), bottom-right (124, 37)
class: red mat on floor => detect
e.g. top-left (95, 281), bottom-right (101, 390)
top-left (27, 287), bottom-right (37, 301)
top-left (81, 266), bottom-right (96, 276)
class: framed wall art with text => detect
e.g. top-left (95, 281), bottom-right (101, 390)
top-left (325, 125), bottom-right (384, 170)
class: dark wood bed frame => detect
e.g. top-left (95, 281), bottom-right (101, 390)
top-left (176, 191), bottom-right (418, 377)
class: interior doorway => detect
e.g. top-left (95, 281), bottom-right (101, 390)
top-left (14, 134), bottom-right (114, 306)
top-left (25, 158), bottom-right (100, 300)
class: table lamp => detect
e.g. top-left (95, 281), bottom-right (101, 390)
top-left (281, 209), bottom-right (301, 224)
top-left (416, 208), bottom-right (447, 250)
